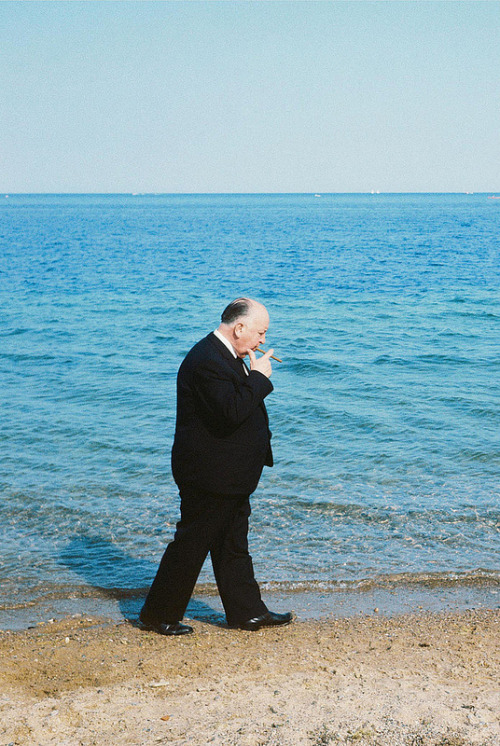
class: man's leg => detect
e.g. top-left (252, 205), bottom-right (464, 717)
top-left (141, 488), bottom-right (215, 624)
top-left (210, 495), bottom-right (268, 626)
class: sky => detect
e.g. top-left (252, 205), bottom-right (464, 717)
top-left (1, 1), bottom-right (499, 193)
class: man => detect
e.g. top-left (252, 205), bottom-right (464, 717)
top-left (139, 297), bottom-right (292, 636)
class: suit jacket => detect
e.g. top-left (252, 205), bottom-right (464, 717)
top-left (171, 333), bottom-right (273, 495)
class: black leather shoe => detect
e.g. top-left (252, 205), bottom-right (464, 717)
top-left (152, 622), bottom-right (194, 636)
top-left (139, 609), bottom-right (193, 636)
top-left (238, 610), bottom-right (293, 631)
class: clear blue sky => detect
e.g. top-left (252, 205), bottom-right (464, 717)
top-left (1, 1), bottom-right (499, 193)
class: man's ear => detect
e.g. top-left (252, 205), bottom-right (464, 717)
top-left (233, 322), bottom-right (244, 338)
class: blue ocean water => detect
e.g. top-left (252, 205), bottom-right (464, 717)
top-left (1, 193), bottom-right (499, 620)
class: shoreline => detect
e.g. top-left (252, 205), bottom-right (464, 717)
top-left (1, 608), bottom-right (498, 745)
top-left (2, 578), bottom-right (499, 632)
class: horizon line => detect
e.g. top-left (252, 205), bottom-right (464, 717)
top-left (2, 190), bottom-right (499, 197)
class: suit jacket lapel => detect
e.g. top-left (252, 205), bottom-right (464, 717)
top-left (208, 333), bottom-right (247, 379)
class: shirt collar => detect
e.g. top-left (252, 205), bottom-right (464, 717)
top-left (213, 329), bottom-right (238, 359)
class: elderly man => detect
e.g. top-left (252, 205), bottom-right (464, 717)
top-left (139, 298), bottom-right (292, 635)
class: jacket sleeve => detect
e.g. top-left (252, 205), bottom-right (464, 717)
top-left (192, 359), bottom-right (273, 431)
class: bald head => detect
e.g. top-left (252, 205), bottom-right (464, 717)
top-left (218, 297), bottom-right (269, 359)
top-left (220, 297), bottom-right (265, 325)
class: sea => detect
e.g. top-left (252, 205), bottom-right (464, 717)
top-left (1, 193), bottom-right (499, 629)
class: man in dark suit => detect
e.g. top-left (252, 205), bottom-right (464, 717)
top-left (139, 298), bottom-right (292, 635)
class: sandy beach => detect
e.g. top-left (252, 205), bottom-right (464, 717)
top-left (1, 608), bottom-right (498, 746)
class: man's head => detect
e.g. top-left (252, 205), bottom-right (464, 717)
top-left (218, 297), bottom-right (269, 358)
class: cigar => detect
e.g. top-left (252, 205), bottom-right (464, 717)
top-left (256, 348), bottom-right (282, 363)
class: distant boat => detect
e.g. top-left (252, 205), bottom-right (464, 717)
top-left (488, 195), bottom-right (500, 199)
top-left (314, 194), bottom-right (321, 197)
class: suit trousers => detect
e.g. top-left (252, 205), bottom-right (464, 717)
top-left (142, 486), bottom-right (268, 626)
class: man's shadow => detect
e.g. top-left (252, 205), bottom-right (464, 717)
top-left (60, 534), bottom-right (227, 627)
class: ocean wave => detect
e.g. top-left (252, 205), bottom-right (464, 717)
top-left (282, 497), bottom-right (500, 526)
top-left (2, 570), bottom-right (498, 612)
top-left (259, 570), bottom-right (500, 593)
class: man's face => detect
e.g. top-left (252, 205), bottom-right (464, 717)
top-left (233, 306), bottom-right (269, 358)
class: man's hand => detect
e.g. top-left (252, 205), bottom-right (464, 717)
top-left (247, 348), bottom-right (273, 378)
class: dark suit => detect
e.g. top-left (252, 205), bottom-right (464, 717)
top-left (142, 333), bottom-right (273, 626)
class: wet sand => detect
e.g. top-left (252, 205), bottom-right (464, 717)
top-left (1, 609), bottom-right (498, 745)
